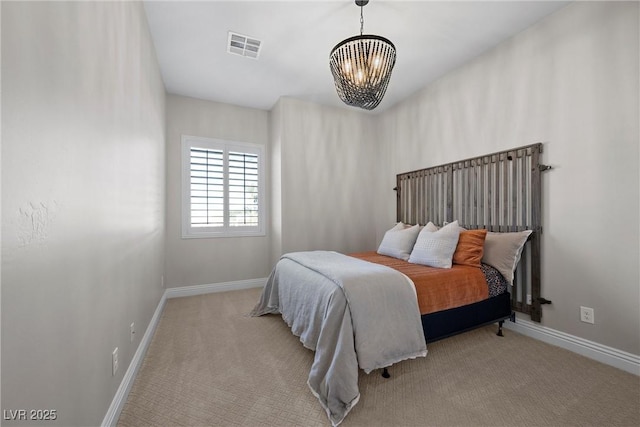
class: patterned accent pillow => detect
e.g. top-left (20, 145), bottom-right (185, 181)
top-left (408, 221), bottom-right (461, 268)
top-left (377, 222), bottom-right (421, 261)
top-left (481, 263), bottom-right (508, 297)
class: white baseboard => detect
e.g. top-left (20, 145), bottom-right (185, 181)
top-left (504, 317), bottom-right (640, 376)
top-left (164, 277), bottom-right (266, 299)
top-left (101, 277), bottom-right (267, 426)
top-left (101, 293), bottom-right (167, 427)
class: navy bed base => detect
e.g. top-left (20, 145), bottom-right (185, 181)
top-left (421, 292), bottom-right (513, 343)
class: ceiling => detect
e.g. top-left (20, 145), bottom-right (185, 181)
top-left (143, 1), bottom-right (570, 113)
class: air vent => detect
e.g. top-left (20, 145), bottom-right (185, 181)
top-left (227, 31), bottom-right (262, 59)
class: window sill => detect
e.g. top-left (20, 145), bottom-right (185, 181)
top-left (181, 231), bottom-right (266, 239)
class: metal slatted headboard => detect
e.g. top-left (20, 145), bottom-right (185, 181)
top-left (395, 143), bottom-right (550, 322)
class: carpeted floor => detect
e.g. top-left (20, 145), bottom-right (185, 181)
top-left (117, 288), bottom-right (640, 427)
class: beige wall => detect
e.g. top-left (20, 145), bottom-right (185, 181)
top-left (271, 98), bottom-right (380, 266)
top-left (376, 1), bottom-right (639, 355)
top-left (164, 95), bottom-right (271, 287)
top-left (1, 2), bottom-right (166, 426)
top-left (269, 101), bottom-right (284, 263)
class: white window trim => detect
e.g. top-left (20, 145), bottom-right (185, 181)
top-left (181, 135), bottom-right (265, 238)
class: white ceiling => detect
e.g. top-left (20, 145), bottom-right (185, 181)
top-left (143, 1), bottom-right (570, 113)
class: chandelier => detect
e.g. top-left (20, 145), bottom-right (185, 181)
top-left (329, 0), bottom-right (396, 110)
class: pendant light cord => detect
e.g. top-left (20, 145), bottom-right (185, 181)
top-left (360, 4), bottom-right (364, 35)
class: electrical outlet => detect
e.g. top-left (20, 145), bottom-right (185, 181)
top-left (112, 347), bottom-right (119, 376)
top-left (526, 294), bottom-right (532, 305)
top-left (130, 322), bottom-right (135, 343)
top-left (580, 306), bottom-right (595, 324)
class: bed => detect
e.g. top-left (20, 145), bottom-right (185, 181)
top-left (349, 250), bottom-right (512, 343)
top-left (251, 250), bottom-right (428, 426)
top-left (251, 143), bottom-right (550, 426)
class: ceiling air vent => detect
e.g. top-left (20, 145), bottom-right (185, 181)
top-left (227, 31), bottom-right (262, 59)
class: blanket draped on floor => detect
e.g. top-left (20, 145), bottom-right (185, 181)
top-left (251, 251), bottom-right (427, 426)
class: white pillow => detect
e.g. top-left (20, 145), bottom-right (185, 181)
top-left (408, 221), bottom-right (461, 268)
top-left (423, 221), bottom-right (439, 232)
top-left (444, 220), bottom-right (466, 231)
top-left (377, 223), bottom-right (421, 261)
top-left (482, 230), bottom-right (533, 285)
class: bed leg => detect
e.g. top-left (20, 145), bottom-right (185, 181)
top-left (497, 320), bottom-right (504, 337)
top-left (382, 368), bottom-right (390, 379)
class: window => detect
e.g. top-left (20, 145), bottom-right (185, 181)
top-left (182, 135), bottom-right (265, 238)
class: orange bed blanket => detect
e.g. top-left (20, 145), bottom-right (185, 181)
top-left (349, 252), bottom-right (489, 315)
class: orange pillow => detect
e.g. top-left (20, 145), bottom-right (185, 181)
top-left (453, 229), bottom-right (488, 267)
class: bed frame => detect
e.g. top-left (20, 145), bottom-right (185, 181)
top-left (395, 143), bottom-right (550, 342)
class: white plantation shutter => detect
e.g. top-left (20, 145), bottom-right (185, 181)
top-left (190, 147), bottom-right (224, 227)
top-left (182, 136), bottom-right (264, 238)
top-left (228, 151), bottom-right (259, 227)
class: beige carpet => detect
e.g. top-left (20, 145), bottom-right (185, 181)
top-left (117, 288), bottom-right (640, 427)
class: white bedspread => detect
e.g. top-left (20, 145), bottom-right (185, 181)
top-left (250, 251), bottom-right (427, 426)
